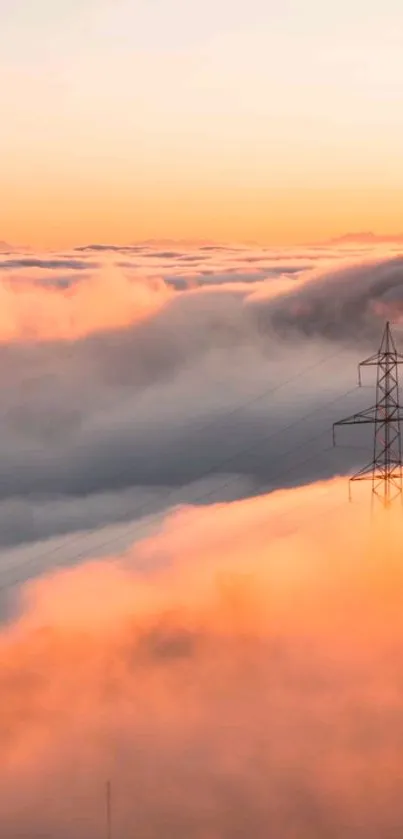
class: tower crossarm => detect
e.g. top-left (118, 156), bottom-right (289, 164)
top-left (333, 408), bottom-right (403, 444)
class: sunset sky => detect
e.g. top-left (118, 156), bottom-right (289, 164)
top-left (1, 0), bottom-right (403, 246)
top-left (3, 4), bottom-right (403, 828)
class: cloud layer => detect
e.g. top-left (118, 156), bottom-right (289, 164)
top-left (1, 479), bottom-right (403, 837)
top-left (0, 260), bottom-right (170, 342)
top-left (0, 237), bottom-right (401, 583)
top-left (0, 237), bottom-right (403, 835)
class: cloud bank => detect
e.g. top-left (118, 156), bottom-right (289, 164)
top-left (0, 236), bottom-right (401, 582)
top-left (0, 238), bottom-right (402, 344)
top-left (0, 480), bottom-right (403, 837)
top-left (0, 260), bottom-right (170, 342)
top-left (0, 237), bottom-right (402, 835)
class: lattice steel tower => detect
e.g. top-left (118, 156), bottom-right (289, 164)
top-left (333, 321), bottom-right (403, 509)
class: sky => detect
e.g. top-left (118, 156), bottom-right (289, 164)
top-left (1, 0), bottom-right (403, 246)
top-left (3, 4), bottom-right (403, 834)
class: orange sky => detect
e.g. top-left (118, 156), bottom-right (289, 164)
top-left (3, 185), bottom-right (403, 250)
top-left (1, 1), bottom-right (403, 247)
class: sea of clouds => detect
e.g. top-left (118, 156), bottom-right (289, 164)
top-left (1, 235), bottom-right (403, 835)
top-left (0, 236), bottom-right (401, 571)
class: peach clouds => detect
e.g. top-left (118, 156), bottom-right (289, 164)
top-left (0, 237), bottom-right (402, 343)
top-left (0, 262), bottom-right (171, 342)
top-left (1, 478), bottom-right (403, 837)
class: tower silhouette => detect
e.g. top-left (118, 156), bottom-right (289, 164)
top-left (333, 321), bottom-right (403, 509)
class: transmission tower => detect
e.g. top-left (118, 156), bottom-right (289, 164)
top-left (333, 321), bottom-right (403, 510)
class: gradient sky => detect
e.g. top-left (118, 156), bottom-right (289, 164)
top-left (1, 0), bottom-right (403, 247)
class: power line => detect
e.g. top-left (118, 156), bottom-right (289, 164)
top-left (0, 344), bottom-right (348, 463)
top-left (0, 346), bottom-right (350, 552)
top-left (0, 381), bottom-right (359, 593)
top-left (0, 479), bottom-right (351, 625)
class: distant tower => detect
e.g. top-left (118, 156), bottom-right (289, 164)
top-left (333, 321), bottom-right (403, 510)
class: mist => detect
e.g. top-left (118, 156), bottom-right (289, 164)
top-left (0, 240), bottom-right (402, 836)
top-left (0, 479), bottom-right (402, 837)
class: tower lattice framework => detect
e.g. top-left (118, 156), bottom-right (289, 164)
top-left (333, 321), bottom-right (403, 509)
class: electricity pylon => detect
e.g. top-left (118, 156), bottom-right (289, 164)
top-left (333, 321), bottom-right (403, 509)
